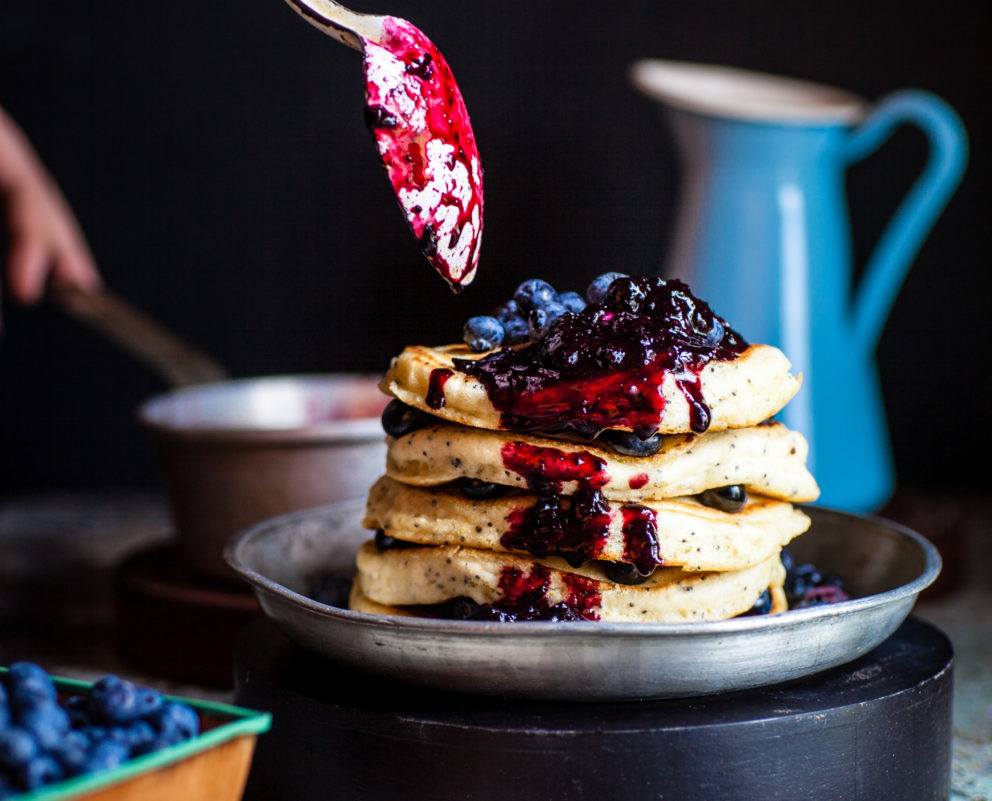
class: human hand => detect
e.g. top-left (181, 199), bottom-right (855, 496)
top-left (0, 105), bottom-right (101, 304)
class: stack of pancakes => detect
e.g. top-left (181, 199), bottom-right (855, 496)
top-left (351, 341), bottom-right (819, 622)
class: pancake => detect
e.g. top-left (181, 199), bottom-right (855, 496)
top-left (365, 476), bottom-right (810, 571)
top-left (352, 541), bottom-right (787, 622)
top-left (386, 421), bottom-right (819, 503)
top-left (381, 342), bottom-right (801, 435)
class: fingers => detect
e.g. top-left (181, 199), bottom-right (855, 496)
top-left (4, 179), bottom-right (103, 303)
top-left (6, 226), bottom-right (48, 304)
top-left (47, 189), bottom-right (101, 293)
top-left (4, 186), bottom-right (50, 304)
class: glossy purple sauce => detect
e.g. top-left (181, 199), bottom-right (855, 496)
top-left (455, 277), bottom-right (746, 435)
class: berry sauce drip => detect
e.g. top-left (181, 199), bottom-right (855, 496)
top-left (454, 277), bottom-right (747, 435)
top-left (493, 565), bottom-right (601, 621)
top-left (628, 473), bottom-right (649, 490)
top-left (500, 441), bottom-right (610, 493)
top-left (409, 565), bottom-right (601, 622)
top-left (620, 505), bottom-right (662, 575)
top-left (502, 488), bottom-right (612, 568)
top-left (497, 441), bottom-right (656, 573)
top-left (363, 17), bottom-right (484, 291)
top-left (425, 367), bottom-right (453, 409)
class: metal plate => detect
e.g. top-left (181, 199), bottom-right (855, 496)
top-left (225, 501), bottom-right (940, 700)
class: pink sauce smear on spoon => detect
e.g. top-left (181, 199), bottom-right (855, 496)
top-left (363, 17), bottom-right (484, 291)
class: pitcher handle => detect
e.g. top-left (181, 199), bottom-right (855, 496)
top-left (843, 90), bottom-right (967, 350)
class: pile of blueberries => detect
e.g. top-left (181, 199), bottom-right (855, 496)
top-left (781, 550), bottom-right (850, 609)
top-left (0, 664), bottom-right (200, 798)
top-left (463, 272), bottom-right (627, 351)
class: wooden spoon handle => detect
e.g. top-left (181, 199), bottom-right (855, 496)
top-left (283, 0), bottom-right (385, 49)
top-left (55, 287), bottom-right (228, 388)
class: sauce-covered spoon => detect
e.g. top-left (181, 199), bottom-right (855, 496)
top-left (283, 0), bottom-right (484, 291)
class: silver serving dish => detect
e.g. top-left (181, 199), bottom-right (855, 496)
top-left (225, 500), bottom-right (940, 700)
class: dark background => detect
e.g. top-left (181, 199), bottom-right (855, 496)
top-left (0, 1), bottom-right (988, 493)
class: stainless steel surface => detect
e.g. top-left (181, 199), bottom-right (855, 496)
top-left (140, 375), bottom-right (387, 581)
top-left (225, 501), bottom-right (942, 700)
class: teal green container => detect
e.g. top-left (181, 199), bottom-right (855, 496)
top-left (0, 669), bottom-right (270, 801)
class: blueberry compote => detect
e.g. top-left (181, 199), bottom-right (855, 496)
top-left (363, 17), bottom-right (483, 290)
top-left (415, 564), bottom-right (601, 622)
top-left (426, 367), bottom-right (453, 409)
top-left (454, 277), bottom-right (746, 436)
top-left (497, 440), bottom-right (664, 576)
top-left (503, 488), bottom-right (611, 568)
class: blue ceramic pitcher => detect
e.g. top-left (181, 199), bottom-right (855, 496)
top-left (632, 61), bottom-right (967, 512)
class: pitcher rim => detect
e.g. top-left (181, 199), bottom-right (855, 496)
top-left (631, 59), bottom-right (869, 124)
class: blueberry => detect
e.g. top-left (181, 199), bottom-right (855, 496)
top-left (558, 291), bottom-right (587, 314)
top-left (0, 700), bottom-right (9, 730)
top-left (82, 741), bottom-right (128, 773)
top-left (458, 478), bottom-right (508, 500)
top-left (494, 299), bottom-right (520, 323)
top-left (501, 315), bottom-right (530, 345)
top-left (0, 727), bottom-right (38, 770)
top-left (600, 561), bottom-right (655, 585)
top-left (527, 301), bottom-right (567, 340)
top-left (698, 485), bottom-right (747, 513)
top-left (7, 663), bottom-right (56, 708)
top-left (133, 734), bottom-right (181, 757)
top-left (585, 272), bottom-right (627, 305)
top-left (380, 399), bottom-right (432, 438)
top-left (77, 725), bottom-right (108, 745)
top-left (18, 755), bottom-right (63, 790)
top-left (780, 548), bottom-right (795, 575)
top-left (373, 530), bottom-right (416, 551)
top-left (463, 315), bottom-right (505, 352)
top-left (65, 694), bottom-right (90, 728)
top-left (125, 720), bottom-right (156, 751)
top-left (150, 703), bottom-right (199, 741)
top-left (447, 597), bottom-right (481, 620)
top-left (796, 583), bottom-right (850, 608)
top-left (7, 663), bottom-right (49, 688)
top-left (0, 682), bottom-right (7, 707)
top-left (602, 275), bottom-right (650, 313)
top-left (598, 429), bottom-right (663, 457)
top-left (19, 702), bottom-right (69, 751)
top-left (52, 733), bottom-right (89, 776)
top-left (309, 575), bottom-right (352, 607)
top-left (744, 589), bottom-right (772, 616)
top-left (543, 602), bottom-right (585, 622)
top-left (699, 315), bottom-right (725, 347)
top-left (0, 776), bottom-right (15, 799)
top-left (786, 563), bottom-right (823, 602)
top-left (134, 688), bottom-right (163, 719)
top-left (88, 676), bottom-right (139, 724)
top-left (513, 279), bottom-right (556, 311)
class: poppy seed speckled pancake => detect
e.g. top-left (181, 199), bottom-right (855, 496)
top-left (364, 476), bottom-right (810, 571)
top-left (381, 342), bottom-right (801, 435)
top-left (351, 542), bottom-right (787, 622)
top-left (385, 422), bottom-right (819, 503)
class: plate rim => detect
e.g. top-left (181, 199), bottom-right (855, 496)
top-left (224, 499), bottom-right (941, 638)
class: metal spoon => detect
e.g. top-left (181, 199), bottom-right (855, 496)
top-left (282, 0), bottom-right (385, 50)
top-left (280, 0), bottom-right (485, 291)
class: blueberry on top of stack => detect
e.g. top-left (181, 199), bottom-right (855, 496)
top-left (350, 274), bottom-right (842, 622)
top-left (0, 663), bottom-right (199, 797)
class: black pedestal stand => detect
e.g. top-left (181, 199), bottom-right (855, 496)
top-left (234, 617), bottom-right (952, 801)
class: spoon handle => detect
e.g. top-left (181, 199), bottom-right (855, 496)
top-left (283, 0), bottom-right (385, 49)
top-left (55, 287), bottom-right (228, 388)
